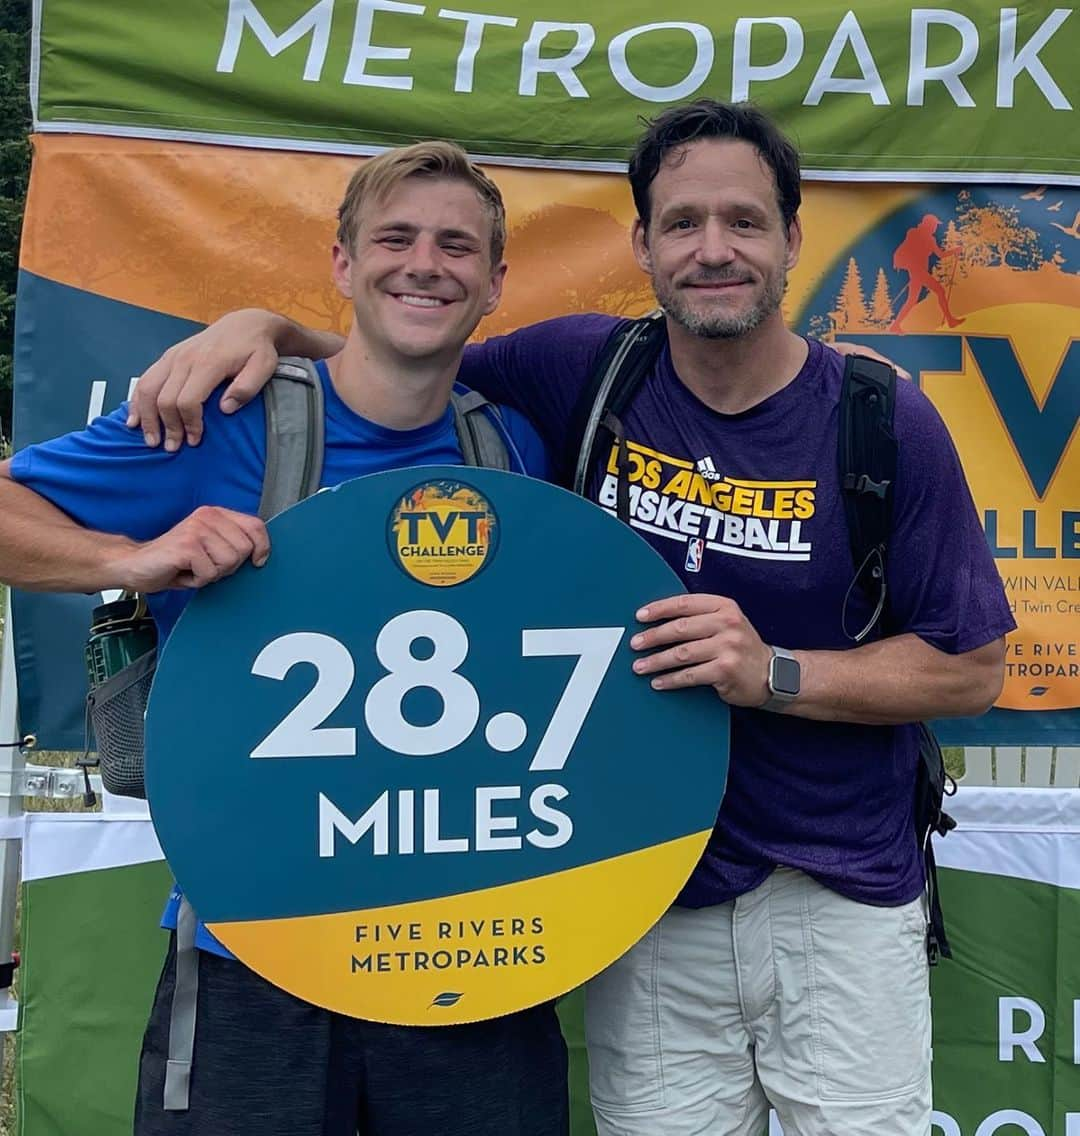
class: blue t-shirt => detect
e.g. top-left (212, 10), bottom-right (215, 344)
top-left (459, 315), bottom-right (1016, 909)
top-left (11, 360), bottom-right (548, 953)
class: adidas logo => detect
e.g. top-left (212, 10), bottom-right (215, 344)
top-left (695, 456), bottom-right (722, 482)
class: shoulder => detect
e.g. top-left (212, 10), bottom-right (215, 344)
top-left (487, 400), bottom-right (551, 480)
top-left (892, 371), bottom-right (949, 435)
top-left (487, 312), bottom-right (623, 352)
top-left (890, 373), bottom-right (959, 480)
top-left (816, 347), bottom-right (952, 441)
top-left (468, 313), bottom-right (625, 374)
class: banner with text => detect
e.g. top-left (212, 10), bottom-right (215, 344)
top-left (32, 1), bottom-right (1079, 181)
top-left (14, 135), bottom-right (1079, 745)
top-left (16, 793), bottom-right (1080, 1135)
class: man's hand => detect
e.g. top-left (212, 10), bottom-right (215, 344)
top-left (832, 341), bottom-right (912, 381)
top-left (630, 593), bottom-right (772, 706)
top-left (127, 310), bottom-right (343, 453)
top-left (109, 506), bottom-right (270, 592)
top-left (128, 310), bottom-right (288, 450)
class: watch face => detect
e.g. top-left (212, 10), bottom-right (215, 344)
top-left (771, 655), bottom-right (801, 697)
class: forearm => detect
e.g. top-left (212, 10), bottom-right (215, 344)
top-left (267, 312), bottom-right (344, 360)
top-left (787, 633), bottom-right (1005, 725)
top-left (0, 469), bottom-right (138, 592)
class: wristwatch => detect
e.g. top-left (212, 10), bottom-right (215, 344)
top-left (761, 646), bottom-right (801, 712)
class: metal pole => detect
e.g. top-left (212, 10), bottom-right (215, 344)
top-left (0, 590), bottom-right (25, 1037)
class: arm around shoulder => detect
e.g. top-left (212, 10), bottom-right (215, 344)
top-left (129, 310), bottom-right (344, 451)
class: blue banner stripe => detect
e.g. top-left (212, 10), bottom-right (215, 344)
top-left (12, 271), bottom-right (204, 749)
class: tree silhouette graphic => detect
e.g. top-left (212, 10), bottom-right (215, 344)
top-left (483, 204), bottom-right (652, 335)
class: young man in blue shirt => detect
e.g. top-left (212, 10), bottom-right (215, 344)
top-left (0, 142), bottom-right (564, 1136)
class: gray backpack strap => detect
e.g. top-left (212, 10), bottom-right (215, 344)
top-left (451, 388), bottom-right (511, 471)
top-left (258, 357), bottom-right (325, 520)
top-left (163, 897), bottom-right (199, 1111)
top-left (160, 361), bottom-right (324, 1111)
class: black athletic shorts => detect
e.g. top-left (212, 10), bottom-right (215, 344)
top-left (134, 938), bottom-right (569, 1136)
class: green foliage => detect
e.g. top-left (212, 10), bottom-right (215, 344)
top-left (0, 0), bottom-right (30, 444)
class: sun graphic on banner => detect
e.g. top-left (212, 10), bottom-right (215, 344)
top-left (801, 187), bottom-right (1080, 339)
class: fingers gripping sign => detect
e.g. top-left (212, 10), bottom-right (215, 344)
top-left (119, 506), bottom-right (270, 593)
top-left (631, 593), bottom-right (772, 706)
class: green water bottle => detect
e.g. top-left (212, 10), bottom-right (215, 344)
top-left (85, 594), bottom-right (157, 688)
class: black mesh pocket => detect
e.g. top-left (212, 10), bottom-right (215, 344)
top-left (86, 649), bottom-right (157, 798)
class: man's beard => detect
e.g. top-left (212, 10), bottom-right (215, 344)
top-left (654, 267), bottom-right (786, 340)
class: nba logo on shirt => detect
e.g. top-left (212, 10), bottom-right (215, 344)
top-left (685, 538), bottom-right (704, 573)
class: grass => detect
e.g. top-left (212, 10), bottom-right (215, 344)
top-left (944, 747), bottom-right (964, 779)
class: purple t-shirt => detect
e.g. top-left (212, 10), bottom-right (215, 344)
top-left (460, 314), bottom-right (1015, 909)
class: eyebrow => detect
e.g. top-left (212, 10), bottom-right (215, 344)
top-left (371, 221), bottom-right (482, 244)
top-left (660, 199), bottom-right (772, 221)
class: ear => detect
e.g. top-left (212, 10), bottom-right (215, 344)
top-left (481, 261), bottom-right (508, 317)
top-left (631, 218), bottom-right (652, 274)
top-left (784, 215), bottom-right (803, 271)
top-left (331, 242), bottom-right (353, 300)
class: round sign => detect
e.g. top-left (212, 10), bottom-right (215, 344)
top-left (146, 467), bottom-right (729, 1025)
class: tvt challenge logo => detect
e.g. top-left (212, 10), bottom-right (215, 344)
top-left (798, 187), bottom-right (1080, 714)
top-left (388, 479), bottom-right (498, 588)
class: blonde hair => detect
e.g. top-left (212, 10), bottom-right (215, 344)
top-left (336, 141), bottom-right (507, 265)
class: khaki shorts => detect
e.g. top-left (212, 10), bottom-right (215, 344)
top-left (585, 868), bottom-right (931, 1136)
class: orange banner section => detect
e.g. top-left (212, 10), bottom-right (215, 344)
top-left (21, 135), bottom-right (1080, 719)
top-left (23, 134), bottom-right (899, 338)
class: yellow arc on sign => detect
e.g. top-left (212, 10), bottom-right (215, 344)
top-left (210, 830), bottom-right (708, 1025)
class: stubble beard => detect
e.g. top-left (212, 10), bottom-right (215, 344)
top-left (654, 267), bottom-right (787, 340)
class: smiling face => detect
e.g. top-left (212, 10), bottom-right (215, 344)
top-left (632, 138), bottom-right (801, 340)
top-left (332, 175), bottom-right (506, 364)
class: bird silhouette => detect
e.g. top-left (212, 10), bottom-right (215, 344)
top-left (1021, 186), bottom-right (1047, 201)
top-left (1051, 210), bottom-right (1080, 238)
top-left (1047, 201), bottom-right (1063, 212)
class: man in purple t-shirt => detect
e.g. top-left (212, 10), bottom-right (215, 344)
top-left (130, 102), bottom-right (1011, 1136)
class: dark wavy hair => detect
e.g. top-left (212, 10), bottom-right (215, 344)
top-left (629, 100), bottom-right (802, 230)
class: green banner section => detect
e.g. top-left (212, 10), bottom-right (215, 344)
top-left (15, 861), bottom-right (1080, 1134)
top-left (13, 818), bottom-right (1080, 1135)
top-left (34, 1), bottom-right (1078, 179)
top-left (17, 861), bottom-right (171, 1136)
top-left (931, 867), bottom-right (1080, 1135)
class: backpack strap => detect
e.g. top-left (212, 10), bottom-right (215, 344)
top-left (162, 897), bottom-right (199, 1110)
top-left (161, 362), bottom-right (324, 1112)
top-left (451, 388), bottom-right (512, 471)
top-left (564, 311), bottom-right (667, 503)
top-left (258, 357), bottom-right (325, 521)
top-left (838, 354), bottom-right (897, 643)
top-left (916, 723), bottom-right (958, 964)
top-left (838, 357), bottom-right (955, 964)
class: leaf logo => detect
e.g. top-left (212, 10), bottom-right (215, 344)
top-left (1029, 686), bottom-right (1050, 697)
top-left (431, 992), bottom-right (464, 1008)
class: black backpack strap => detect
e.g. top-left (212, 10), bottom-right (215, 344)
top-left (916, 723), bottom-right (957, 963)
top-left (259, 357), bottom-right (325, 520)
top-left (451, 388), bottom-right (512, 471)
top-left (838, 354), bottom-right (898, 643)
top-left (562, 311), bottom-right (667, 502)
top-left (839, 358), bottom-right (956, 965)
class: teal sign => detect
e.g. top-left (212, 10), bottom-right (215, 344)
top-left (145, 467), bottom-right (729, 1023)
